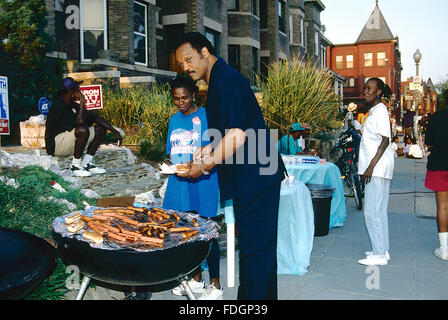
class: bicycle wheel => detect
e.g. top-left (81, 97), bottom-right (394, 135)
top-left (350, 170), bottom-right (363, 210)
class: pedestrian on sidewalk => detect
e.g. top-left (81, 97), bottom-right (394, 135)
top-left (162, 76), bottom-right (223, 299)
top-left (424, 89), bottom-right (448, 261)
top-left (175, 32), bottom-right (287, 300)
top-left (357, 78), bottom-right (395, 266)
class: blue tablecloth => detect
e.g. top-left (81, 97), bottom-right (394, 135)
top-left (218, 180), bottom-right (315, 276)
top-left (285, 162), bottom-right (347, 228)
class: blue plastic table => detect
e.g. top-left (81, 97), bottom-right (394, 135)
top-left (218, 180), bottom-right (315, 276)
top-left (285, 162), bottom-right (347, 228)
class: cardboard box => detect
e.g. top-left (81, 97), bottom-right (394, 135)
top-left (97, 196), bottom-right (135, 208)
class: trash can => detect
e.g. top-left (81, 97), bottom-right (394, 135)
top-left (306, 184), bottom-right (335, 237)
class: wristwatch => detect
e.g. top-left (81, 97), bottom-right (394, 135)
top-left (199, 161), bottom-right (210, 175)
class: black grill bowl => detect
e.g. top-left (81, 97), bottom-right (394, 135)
top-left (52, 230), bottom-right (212, 286)
top-left (0, 227), bottom-right (57, 300)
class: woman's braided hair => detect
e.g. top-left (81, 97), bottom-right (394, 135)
top-left (368, 77), bottom-right (393, 100)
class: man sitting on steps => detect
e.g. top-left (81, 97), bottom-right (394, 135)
top-left (45, 77), bottom-right (123, 177)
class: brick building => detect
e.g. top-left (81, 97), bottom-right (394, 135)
top-left (401, 77), bottom-right (438, 115)
top-left (42, 0), bottom-right (342, 92)
top-left (326, 2), bottom-right (402, 117)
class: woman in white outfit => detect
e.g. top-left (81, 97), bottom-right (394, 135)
top-left (357, 78), bottom-right (395, 266)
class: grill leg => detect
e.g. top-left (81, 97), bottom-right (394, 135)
top-left (180, 277), bottom-right (196, 300)
top-left (75, 276), bottom-right (91, 300)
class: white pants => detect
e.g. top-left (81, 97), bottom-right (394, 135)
top-left (363, 176), bottom-right (390, 255)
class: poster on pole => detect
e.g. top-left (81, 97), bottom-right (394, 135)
top-left (79, 84), bottom-right (103, 110)
top-left (0, 76), bottom-right (10, 135)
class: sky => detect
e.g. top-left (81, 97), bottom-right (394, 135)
top-left (321, 0), bottom-right (448, 85)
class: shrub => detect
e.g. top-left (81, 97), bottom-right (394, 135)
top-left (257, 57), bottom-right (342, 135)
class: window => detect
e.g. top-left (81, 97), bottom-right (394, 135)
top-left (349, 77), bottom-right (355, 88)
top-left (377, 52), bottom-right (386, 66)
top-left (251, 0), bottom-right (257, 16)
top-left (134, 1), bottom-right (147, 65)
top-left (260, 0), bottom-right (267, 28)
top-left (321, 45), bottom-right (326, 68)
top-left (346, 55), bottom-right (353, 69)
top-left (314, 30), bottom-right (319, 56)
top-left (278, 1), bottom-right (286, 33)
top-left (300, 18), bottom-right (304, 46)
top-left (228, 45), bottom-right (240, 71)
top-left (336, 55), bottom-right (343, 69)
top-left (205, 28), bottom-right (220, 58)
top-left (228, 0), bottom-right (239, 11)
top-left (80, 0), bottom-right (107, 61)
top-left (364, 52), bottom-right (373, 67)
top-left (289, 15), bottom-right (293, 44)
top-left (251, 47), bottom-right (258, 85)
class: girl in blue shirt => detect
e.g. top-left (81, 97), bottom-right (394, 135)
top-left (163, 76), bottom-right (223, 300)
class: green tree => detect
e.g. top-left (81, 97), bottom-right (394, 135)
top-left (434, 75), bottom-right (448, 110)
top-left (0, 0), bottom-right (63, 141)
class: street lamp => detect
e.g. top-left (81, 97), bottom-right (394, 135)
top-left (413, 49), bottom-right (422, 76)
top-left (413, 49), bottom-right (422, 115)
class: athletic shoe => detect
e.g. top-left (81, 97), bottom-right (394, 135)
top-left (366, 251), bottom-right (390, 261)
top-left (434, 248), bottom-right (448, 261)
top-left (172, 278), bottom-right (205, 296)
top-left (84, 163), bottom-right (106, 174)
top-left (358, 254), bottom-right (388, 266)
top-left (70, 164), bottom-right (92, 177)
top-left (198, 284), bottom-right (224, 300)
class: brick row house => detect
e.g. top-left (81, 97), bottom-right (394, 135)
top-left (326, 2), bottom-right (402, 118)
top-left (42, 0), bottom-right (343, 96)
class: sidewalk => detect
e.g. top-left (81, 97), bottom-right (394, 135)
top-left (69, 156), bottom-right (447, 300)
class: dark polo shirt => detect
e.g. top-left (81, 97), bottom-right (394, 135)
top-left (206, 58), bottom-right (286, 200)
top-left (45, 96), bottom-right (98, 155)
top-left (425, 109), bottom-right (448, 171)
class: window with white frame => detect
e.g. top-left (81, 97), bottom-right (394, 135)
top-left (335, 55), bottom-right (343, 69)
top-left (228, 0), bottom-right (239, 11)
top-left (80, 0), bottom-right (107, 61)
top-left (377, 52), bottom-right (386, 66)
top-left (278, 1), bottom-right (286, 33)
top-left (134, 1), bottom-right (147, 65)
top-left (346, 55), bottom-right (353, 69)
top-left (349, 77), bottom-right (355, 87)
top-left (314, 30), bottom-right (319, 56)
top-left (364, 52), bottom-right (373, 67)
top-left (289, 15), bottom-right (293, 44)
top-left (300, 18), bottom-right (304, 46)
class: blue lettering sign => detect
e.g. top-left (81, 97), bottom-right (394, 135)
top-left (38, 97), bottom-right (51, 115)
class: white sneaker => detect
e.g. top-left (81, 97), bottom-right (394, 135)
top-left (198, 284), bottom-right (224, 300)
top-left (358, 254), bottom-right (388, 266)
top-left (434, 248), bottom-right (448, 261)
top-left (84, 163), bottom-right (106, 174)
top-left (70, 165), bottom-right (92, 177)
top-left (172, 279), bottom-right (206, 296)
top-left (366, 251), bottom-right (390, 261)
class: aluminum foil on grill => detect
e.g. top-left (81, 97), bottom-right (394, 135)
top-left (52, 206), bottom-right (219, 252)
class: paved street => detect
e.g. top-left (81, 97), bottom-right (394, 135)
top-left (67, 156), bottom-right (447, 300)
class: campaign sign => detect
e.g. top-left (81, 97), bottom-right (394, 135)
top-left (38, 97), bottom-right (51, 115)
top-left (79, 84), bottom-right (103, 110)
top-left (0, 76), bottom-right (10, 135)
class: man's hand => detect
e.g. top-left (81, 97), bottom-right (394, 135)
top-left (361, 165), bottom-right (374, 185)
top-left (193, 144), bottom-right (212, 162)
top-left (114, 131), bottom-right (123, 147)
top-left (177, 163), bottom-right (203, 179)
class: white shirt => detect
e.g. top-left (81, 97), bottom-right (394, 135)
top-left (409, 144), bottom-right (423, 158)
top-left (391, 142), bottom-right (398, 158)
top-left (353, 120), bottom-right (363, 132)
top-left (358, 103), bottom-right (395, 180)
top-left (298, 136), bottom-right (306, 150)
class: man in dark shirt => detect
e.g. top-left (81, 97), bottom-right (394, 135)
top-left (175, 32), bottom-right (286, 300)
top-left (45, 77), bottom-right (123, 177)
